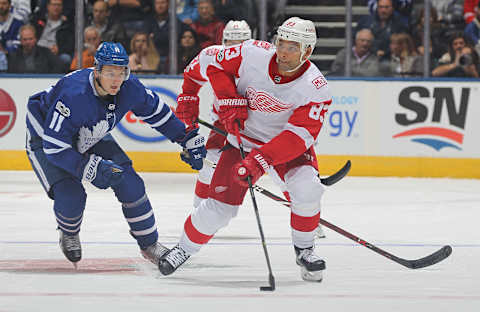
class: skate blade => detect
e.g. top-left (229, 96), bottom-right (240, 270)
top-left (73, 262), bottom-right (79, 270)
top-left (300, 267), bottom-right (323, 282)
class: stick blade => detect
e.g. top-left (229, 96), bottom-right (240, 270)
top-left (259, 274), bottom-right (276, 291)
top-left (320, 160), bottom-right (351, 186)
top-left (399, 245), bottom-right (452, 269)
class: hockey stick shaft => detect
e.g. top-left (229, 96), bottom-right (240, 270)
top-left (248, 184), bottom-right (452, 269)
top-left (234, 121), bottom-right (275, 291)
top-left (195, 118), bottom-right (351, 186)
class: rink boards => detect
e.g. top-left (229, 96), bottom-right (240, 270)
top-left (0, 75), bottom-right (479, 178)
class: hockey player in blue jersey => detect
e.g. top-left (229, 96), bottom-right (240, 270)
top-left (25, 42), bottom-right (206, 268)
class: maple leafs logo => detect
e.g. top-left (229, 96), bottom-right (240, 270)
top-left (77, 120), bottom-right (109, 153)
top-left (245, 87), bottom-right (292, 113)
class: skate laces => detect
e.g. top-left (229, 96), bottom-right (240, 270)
top-left (165, 246), bottom-right (190, 268)
top-left (142, 242), bottom-right (168, 262)
top-left (298, 248), bottom-right (322, 263)
top-left (63, 234), bottom-right (80, 251)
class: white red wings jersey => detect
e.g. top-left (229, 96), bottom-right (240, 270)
top-left (207, 39), bottom-right (332, 165)
top-left (182, 45), bottom-right (224, 119)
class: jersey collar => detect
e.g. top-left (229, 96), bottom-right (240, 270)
top-left (268, 53), bottom-right (310, 84)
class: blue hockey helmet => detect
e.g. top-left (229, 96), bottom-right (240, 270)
top-left (94, 42), bottom-right (130, 80)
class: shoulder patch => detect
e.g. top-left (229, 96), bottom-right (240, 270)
top-left (55, 101), bottom-right (71, 117)
top-left (312, 76), bottom-right (327, 89)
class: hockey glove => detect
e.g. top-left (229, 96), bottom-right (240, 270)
top-left (233, 149), bottom-right (271, 187)
top-left (176, 93), bottom-right (200, 127)
top-left (82, 155), bottom-right (124, 189)
top-left (179, 128), bottom-right (206, 170)
top-left (218, 97), bottom-right (248, 133)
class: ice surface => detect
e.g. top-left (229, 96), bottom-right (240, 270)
top-left (1, 171), bottom-right (479, 311)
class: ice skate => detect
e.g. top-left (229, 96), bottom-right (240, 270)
top-left (58, 230), bottom-right (81, 268)
top-left (315, 224), bottom-right (326, 239)
top-left (295, 246), bottom-right (325, 282)
top-left (140, 241), bottom-right (169, 265)
top-left (158, 244), bottom-right (190, 275)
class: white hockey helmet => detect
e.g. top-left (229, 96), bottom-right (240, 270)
top-left (222, 20), bottom-right (252, 45)
top-left (276, 17), bottom-right (317, 55)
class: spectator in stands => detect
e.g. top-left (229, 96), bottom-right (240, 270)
top-left (410, 6), bottom-right (448, 61)
top-left (177, 28), bottom-right (200, 73)
top-left (69, 26), bottom-right (101, 71)
top-left (7, 23), bottom-right (63, 73)
top-left (464, 2), bottom-right (480, 53)
top-left (11, 0), bottom-right (31, 23)
top-left (432, 32), bottom-right (479, 77)
top-left (128, 31), bottom-right (160, 74)
top-left (356, 0), bottom-right (409, 59)
top-left (88, 0), bottom-right (128, 51)
top-left (432, 0), bottom-right (465, 31)
top-left (367, 0), bottom-right (413, 24)
top-left (380, 32), bottom-right (422, 77)
top-left (144, 0), bottom-right (191, 70)
top-left (32, 0), bottom-right (75, 21)
top-left (106, 0), bottom-right (151, 40)
top-left (0, 0), bottom-right (24, 54)
top-left (464, 0), bottom-right (479, 24)
top-left (191, 0), bottom-right (224, 49)
top-left (329, 28), bottom-right (381, 77)
top-left (176, 0), bottom-right (199, 25)
top-left (31, 0), bottom-right (75, 72)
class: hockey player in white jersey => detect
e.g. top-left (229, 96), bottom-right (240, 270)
top-left (25, 42), bottom-right (206, 268)
top-left (175, 20), bottom-right (251, 208)
top-left (159, 17), bottom-right (332, 282)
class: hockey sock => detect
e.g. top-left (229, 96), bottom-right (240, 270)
top-left (52, 179), bottom-right (86, 234)
top-left (112, 166), bottom-right (158, 249)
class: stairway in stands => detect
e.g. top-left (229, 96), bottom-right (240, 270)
top-left (284, 0), bottom-right (369, 74)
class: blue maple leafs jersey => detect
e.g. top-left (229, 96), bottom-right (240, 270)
top-left (26, 68), bottom-right (185, 179)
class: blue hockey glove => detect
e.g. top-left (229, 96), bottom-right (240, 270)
top-left (82, 155), bottom-right (124, 189)
top-left (179, 128), bottom-right (206, 170)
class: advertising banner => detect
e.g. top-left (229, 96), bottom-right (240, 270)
top-left (1, 76), bottom-right (479, 177)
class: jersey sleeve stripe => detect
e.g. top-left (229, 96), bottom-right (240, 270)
top-left (136, 99), bottom-right (164, 120)
top-left (42, 134), bottom-right (72, 148)
top-left (26, 109), bottom-right (45, 137)
top-left (284, 123), bottom-right (315, 149)
top-left (43, 146), bottom-right (71, 154)
top-left (149, 109), bottom-right (173, 128)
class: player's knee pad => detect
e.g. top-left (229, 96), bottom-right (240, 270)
top-left (112, 165), bottom-right (145, 203)
top-left (52, 178), bottom-right (87, 234)
top-left (285, 165), bottom-right (324, 215)
top-left (191, 198), bottom-right (239, 235)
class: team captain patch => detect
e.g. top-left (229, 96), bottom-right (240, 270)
top-left (55, 101), bottom-right (70, 117)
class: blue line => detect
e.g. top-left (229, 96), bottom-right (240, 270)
top-left (0, 241), bottom-right (474, 247)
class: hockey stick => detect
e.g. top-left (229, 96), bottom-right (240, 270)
top-left (195, 118), bottom-right (351, 186)
top-left (250, 184), bottom-right (452, 269)
top-left (234, 121), bottom-right (275, 291)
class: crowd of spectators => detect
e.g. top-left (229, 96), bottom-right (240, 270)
top-left (330, 0), bottom-right (480, 78)
top-left (0, 0), bottom-right (259, 74)
top-left (1, 0), bottom-right (480, 78)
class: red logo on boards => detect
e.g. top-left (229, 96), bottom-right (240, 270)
top-left (0, 89), bottom-right (16, 138)
top-left (245, 87), bottom-right (292, 113)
